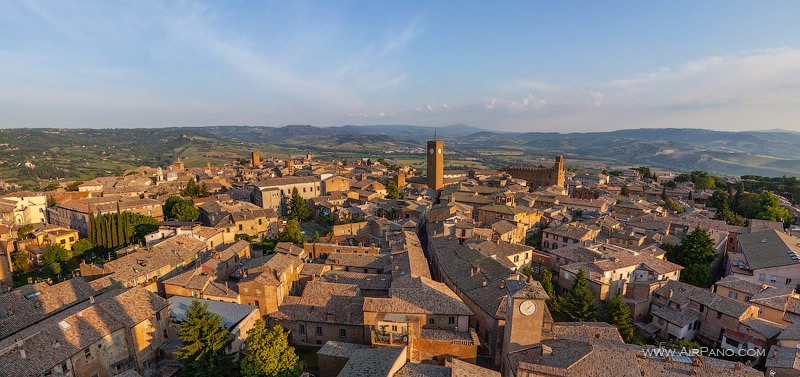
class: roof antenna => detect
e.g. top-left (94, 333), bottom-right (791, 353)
top-left (434, 130), bottom-right (437, 141)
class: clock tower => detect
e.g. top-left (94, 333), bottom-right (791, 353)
top-left (502, 279), bottom-right (549, 373)
top-left (426, 138), bottom-right (444, 191)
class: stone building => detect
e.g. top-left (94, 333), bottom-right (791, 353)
top-left (507, 156), bottom-right (565, 190)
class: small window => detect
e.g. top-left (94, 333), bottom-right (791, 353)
top-left (392, 325), bottom-right (397, 332)
top-left (788, 278), bottom-right (793, 285)
top-left (758, 274), bottom-right (765, 281)
top-left (239, 224), bottom-right (243, 231)
top-left (84, 348), bottom-right (92, 358)
top-left (428, 318), bottom-right (435, 325)
top-left (316, 326), bottom-right (323, 336)
top-left (716, 312), bottom-right (723, 320)
top-left (514, 255), bottom-right (519, 262)
top-left (728, 291), bottom-right (738, 300)
top-left (448, 316), bottom-right (455, 324)
top-left (156, 311), bottom-right (161, 321)
top-left (299, 325), bottom-right (306, 334)
top-left (771, 276), bottom-right (777, 283)
top-left (339, 329), bottom-right (346, 338)
top-left (258, 219), bottom-right (262, 225)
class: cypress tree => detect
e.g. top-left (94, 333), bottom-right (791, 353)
top-left (105, 215), bottom-right (113, 249)
top-left (96, 216), bottom-right (105, 250)
top-left (110, 213), bottom-right (119, 248)
top-left (122, 212), bottom-right (132, 244)
top-left (116, 204), bottom-right (125, 246)
top-left (89, 213), bottom-right (96, 245)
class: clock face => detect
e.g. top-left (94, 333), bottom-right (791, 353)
top-left (429, 148), bottom-right (435, 155)
top-left (519, 300), bottom-right (537, 316)
top-left (437, 148), bottom-right (442, 155)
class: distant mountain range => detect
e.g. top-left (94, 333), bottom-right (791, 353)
top-left (2, 125), bottom-right (800, 191)
top-left (195, 125), bottom-right (800, 178)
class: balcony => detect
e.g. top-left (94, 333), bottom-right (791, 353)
top-left (371, 329), bottom-right (408, 346)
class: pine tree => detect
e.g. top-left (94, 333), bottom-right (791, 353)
top-left (177, 301), bottom-right (235, 377)
top-left (278, 220), bottom-right (304, 244)
top-left (562, 268), bottom-right (597, 322)
top-left (240, 322), bottom-right (302, 377)
top-left (605, 294), bottom-right (635, 342)
top-left (288, 188), bottom-right (310, 222)
top-left (681, 263), bottom-right (713, 288)
top-left (386, 181), bottom-right (400, 199)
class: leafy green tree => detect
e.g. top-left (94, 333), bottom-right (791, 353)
top-left (605, 294), bottom-right (635, 342)
top-left (11, 250), bottom-right (30, 272)
top-left (278, 220), bottom-right (304, 244)
top-left (172, 201), bottom-right (200, 222)
top-left (620, 184), bottom-right (630, 196)
top-left (311, 231), bottom-right (320, 243)
top-left (288, 188), bottom-right (311, 222)
top-left (71, 239), bottom-right (94, 259)
top-left (715, 208), bottom-right (746, 226)
top-left (41, 245), bottom-right (72, 267)
top-left (240, 322), bottom-right (303, 377)
top-left (235, 233), bottom-right (256, 242)
top-left (707, 189), bottom-right (730, 210)
top-left (681, 263), bottom-right (712, 288)
top-left (666, 228), bottom-right (717, 267)
top-left (66, 181), bottom-right (83, 191)
top-left (45, 262), bottom-right (61, 275)
top-left (178, 300), bottom-right (235, 377)
top-left (562, 268), bottom-right (597, 322)
top-left (756, 191), bottom-right (791, 223)
top-left (182, 179), bottom-right (210, 198)
top-left (17, 224), bottom-right (34, 239)
top-left (386, 181), bottom-right (400, 199)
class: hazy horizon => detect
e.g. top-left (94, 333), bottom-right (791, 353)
top-left (2, 1), bottom-right (800, 133)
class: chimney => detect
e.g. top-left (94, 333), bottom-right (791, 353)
top-left (89, 296), bottom-right (94, 304)
top-left (334, 275), bottom-right (339, 282)
top-left (482, 279), bottom-right (487, 287)
top-left (667, 289), bottom-right (673, 299)
top-left (19, 348), bottom-right (26, 359)
top-left (52, 340), bottom-right (60, 349)
top-left (734, 362), bottom-right (742, 370)
top-left (500, 279), bottom-right (505, 289)
top-left (541, 344), bottom-right (552, 356)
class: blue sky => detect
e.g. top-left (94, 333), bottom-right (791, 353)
top-left (2, 1), bottom-right (800, 132)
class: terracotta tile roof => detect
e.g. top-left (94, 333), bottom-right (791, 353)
top-left (364, 276), bottom-right (472, 316)
top-left (0, 278), bottom-right (96, 340)
top-left (508, 338), bottom-right (761, 377)
top-left (430, 235), bottom-right (520, 319)
top-left (269, 281), bottom-right (364, 325)
top-left (337, 346), bottom-right (405, 377)
top-left (321, 271), bottom-right (391, 291)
